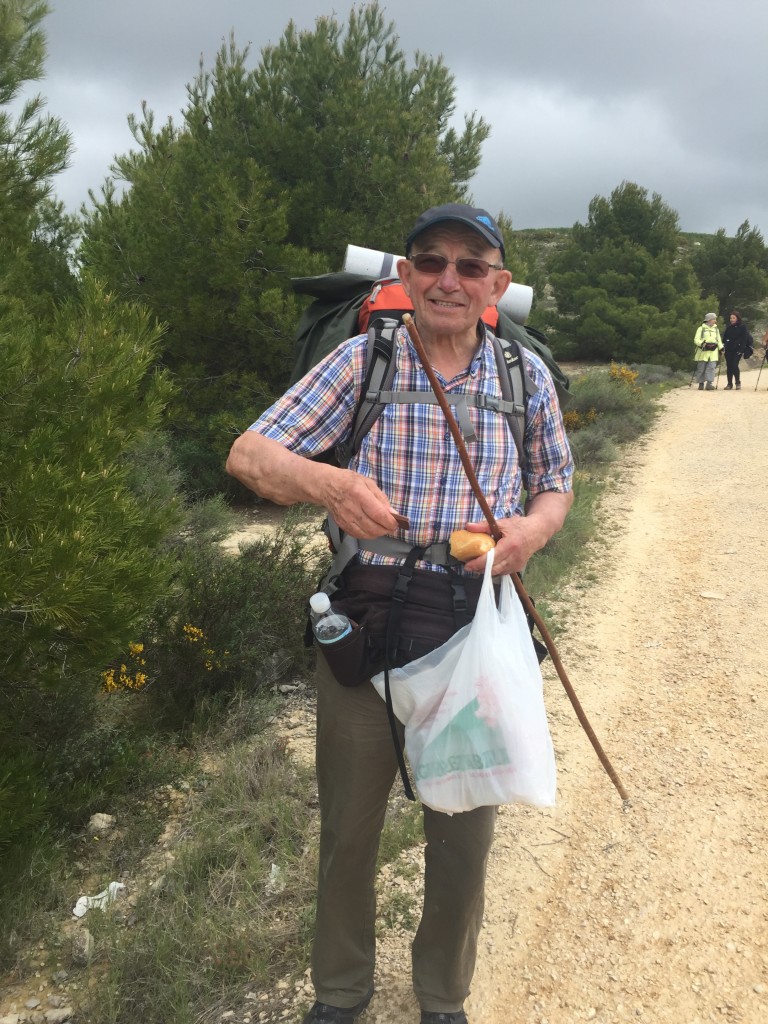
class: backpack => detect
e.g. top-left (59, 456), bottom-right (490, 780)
top-left (289, 272), bottom-right (570, 474)
top-left (744, 330), bottom-right (754, 358)
top-left (289, 271), bottom-right (570, 403)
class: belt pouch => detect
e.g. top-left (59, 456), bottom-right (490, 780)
top-left (315, 621), bottom-right (370, 688)
top-left (317, 565), bottom-right (488, 688)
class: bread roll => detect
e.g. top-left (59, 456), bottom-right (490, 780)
top-left (449, 529), bottom-right (496, 562)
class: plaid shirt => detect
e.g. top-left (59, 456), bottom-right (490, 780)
top-left (250, 324), bottom-right (573, 572)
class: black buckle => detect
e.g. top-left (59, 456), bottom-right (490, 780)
top-left (450, 580), bottom-right (468, 616)
top-left (447, 568), bottom-right (470, 628)
top-left (391, 545), bottom-right (426, 603)
top-left (392, 565), bottom-right (414, 603)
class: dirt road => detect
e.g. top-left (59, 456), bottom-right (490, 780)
top-left (367, 368), bottom-right (768, 1024)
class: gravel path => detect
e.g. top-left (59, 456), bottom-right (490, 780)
top-left (364, 368), bottom-right (768, 1024)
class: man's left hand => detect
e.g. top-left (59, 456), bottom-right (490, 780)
top-left (461, 490), bottom-right (574, 576)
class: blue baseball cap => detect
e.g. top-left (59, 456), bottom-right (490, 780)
top-left (406, 203), bottom-right (506, 261)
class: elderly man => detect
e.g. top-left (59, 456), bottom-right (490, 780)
top-left (226, 203), bottom-right (574, 1024)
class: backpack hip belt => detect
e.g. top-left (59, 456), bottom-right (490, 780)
top-left (321, 519), bottom-right (457, 596)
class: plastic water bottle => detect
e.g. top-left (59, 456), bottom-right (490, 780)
top-left (309, 592), bottom-right (353, 644)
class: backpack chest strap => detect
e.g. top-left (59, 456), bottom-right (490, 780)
top-left (369, 389), bottom-right (523, 444)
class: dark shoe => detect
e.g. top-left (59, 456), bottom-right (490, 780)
top-left (698, 382), bottom-right (705, 390)
top-left (736, 382), bottom-right (741, 389)
top-left (421, 1013), bottom-right (468, 1024)
top-left (303, 989), bottom-right (374, 1024)
top-left (725, 384), bottom-right (733, 389)
top-left (705, 383), bottom-right (715, 390)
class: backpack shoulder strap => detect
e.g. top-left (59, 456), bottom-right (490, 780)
top-left (491, 334), bottom-right (538, 471)
top-left (336, 316), bottom-right (400, 467)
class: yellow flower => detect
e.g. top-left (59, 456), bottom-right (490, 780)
top-left (183, 623), bottom-right (205, 643)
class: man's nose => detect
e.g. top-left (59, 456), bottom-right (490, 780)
top-left (436, 262), bottom-right (461, 288)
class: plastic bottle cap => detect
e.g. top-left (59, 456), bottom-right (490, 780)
top-left (309, 592), bottom-right (331, 614)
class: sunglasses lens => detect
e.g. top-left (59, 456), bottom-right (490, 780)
top-left (411, 254), bottom-right (492, 279)
top-left (412, 254), bottom-right (448, 274)
top-left (455, 259), bottom-right (488, 279)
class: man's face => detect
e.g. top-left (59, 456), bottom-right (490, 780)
top-left (397, 226), bottom-right (511, 344)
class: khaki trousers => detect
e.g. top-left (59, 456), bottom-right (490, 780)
top-left (312, 654), bottom-right (497, 1013)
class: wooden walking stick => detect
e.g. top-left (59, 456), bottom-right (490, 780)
top-left (402, 314), bottom-right (630, 805)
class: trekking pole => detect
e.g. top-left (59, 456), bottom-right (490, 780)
top-left (402, 314), bottom-right (630, 805)
top-left (755, 350), bottom-right (767, 391)
top-left (688, 364), bottom-right (696, 387)
top-left (715, 357), bottom-right (722, 390)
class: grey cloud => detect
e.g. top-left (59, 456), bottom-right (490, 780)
top-left (30, 0), bottom-right (768, 237)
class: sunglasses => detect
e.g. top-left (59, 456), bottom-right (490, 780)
top-left (408, 252), bottom-right (503, 280)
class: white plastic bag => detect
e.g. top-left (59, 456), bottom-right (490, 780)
top-left (72, 881), bottom-right (125, 918)
top-left (372, 548), bottom-right (556, 813)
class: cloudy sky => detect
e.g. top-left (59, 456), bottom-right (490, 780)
top-left (26, 0), bottom-right (768, 237)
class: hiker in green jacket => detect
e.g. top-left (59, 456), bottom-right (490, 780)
top-left (693, 313), bottom-right (723, 390)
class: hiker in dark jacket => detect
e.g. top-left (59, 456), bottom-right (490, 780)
top-left (226, 204), bottom-right (573, 1024)
top-left (722, 311), bottom-right (749, 390)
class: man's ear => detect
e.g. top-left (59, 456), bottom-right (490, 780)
top-left (396, 258), bottom-right (412, 297)
top-left (489, 268), bottom-right (513, 304)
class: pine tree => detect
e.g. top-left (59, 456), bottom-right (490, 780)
top-left (690, 221), bottom-right (768, 322)
top-left (548, 182), bottom-right (702, 368)
top-left (79, 3), bottom-right (491, 492)
top-left (0, 3), bottom-right (181, 865)
top-left (246, 3), bottom-right (488, 257)
top-left (0, 0), bottom-right (77, 316)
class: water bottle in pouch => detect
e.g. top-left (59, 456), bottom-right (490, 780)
top-left (309, 593), bottom-right (353, 644)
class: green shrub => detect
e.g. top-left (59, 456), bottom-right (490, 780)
top-left (0, 276), bottom-right (182, 902)
top-left (0, 277), bottom-right (180, 687)
top-left (128, 514), bottom-right (329, 730)
top-left (562, 363), bottom-right (659, 463)
top-left (0, 676), bottom-right (186, 969)
top-left (629, 362), bottom-right (688, 386)
top-left (568, 422), bottom-right (620, 466)
top-left (165, 368), bottom-right (276, 499)
top-left (568, 365), bottom-right (644, 416)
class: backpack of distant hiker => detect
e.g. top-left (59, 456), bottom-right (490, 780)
top-left (288, 271), bottom-right (571, 471)
top-left (743, 330), bottom-right (754, 358)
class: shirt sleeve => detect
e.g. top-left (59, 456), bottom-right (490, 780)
top-left (520, 352), bottom-right (574, 498)
top-left (248, 336), bottom-right (366, 456)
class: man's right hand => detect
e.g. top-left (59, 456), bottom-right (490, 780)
top-left (226, 432), bottom-right (401, 540)
top-left (321, 468), bottom-right (402, 539)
